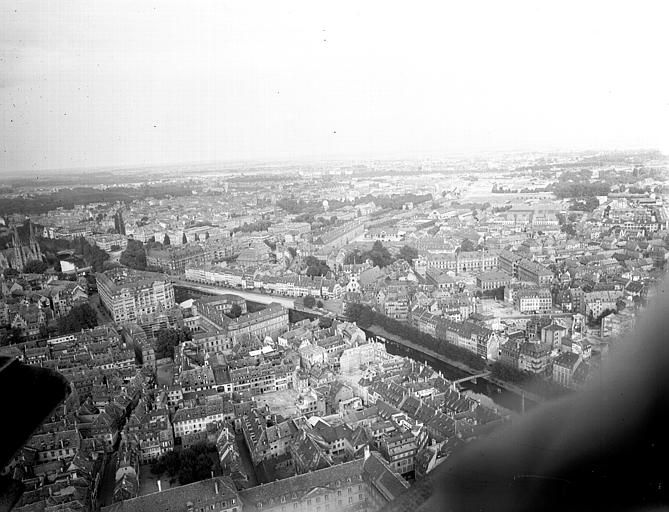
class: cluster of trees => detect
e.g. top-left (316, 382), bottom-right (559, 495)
top-left (0, 185), bottom-right (196, 216)
top-left (23, 259), bottom-right (48, 274)
top-left (151, 442), bottom-right (221, 485)
top-left (302, 295), bottom-right (324, 309)
top-left (278, 192), bottom-right (432, 216)
top-left (554, 182), bottom-right (610, 199)
top-left (345, 241), bottom-right (395, 268)
top-left (355, 193), bottom-right (432, 210)
top-left (119, 239), bottom-right (147, 270)
top-left (343, 242), bottom-right (417, 268)
top-left (226, 304), bottom-right (242, 318)
top-left (276, 198), bottom-right (314, 215)
top-left (305, 256), bottom-right (331, 277)
top-left (0, 327), bottom-right (23, 347)
top-left (39, 236), bottom-right (110, 273)
top-left (347, 303), bottom-right (487, 371)
top-left (233, 220), bottom-right (272, 233)
top-left (57, 303), bottom-right (98, 334)
top-left (294, 213), bottom-right (339, 227)
top-left (398, 245), bottom-right (418, 263)
top-left (154, 327), bottom-right (192, 359)
top-left (2, 268), bottom-right (20, 279)
top-left (569, 197), bottom-right (600, 212)
top-left (490, 361), bottom-right (570, 399)
top-left (459, 238), bottom-right (479, 252)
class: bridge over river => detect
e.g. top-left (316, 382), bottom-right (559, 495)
top-left (170, 278), bottom-right (296, 308)
top-left (170, 275), bottom-right (544, 412)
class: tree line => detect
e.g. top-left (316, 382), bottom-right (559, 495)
top-left (346, 303), bottom-right (487, 371)
top-left (0, 184), bottom-right (197, 216)
top-left (344, 241), bottom-right (417, 268)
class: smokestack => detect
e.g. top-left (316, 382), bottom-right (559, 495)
top-left (157, 479), bottom-right (162, 492)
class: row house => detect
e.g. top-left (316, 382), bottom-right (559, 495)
top-left (173, 402), bottom-right (236, 439)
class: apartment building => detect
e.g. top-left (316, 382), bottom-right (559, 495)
top-left (96, 269), bottom-right (175, 323)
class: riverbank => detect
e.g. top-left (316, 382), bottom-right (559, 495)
top-left (366, 324), bottom-right (544, 405)
top-left (367, 324), bottom-right (484, 376)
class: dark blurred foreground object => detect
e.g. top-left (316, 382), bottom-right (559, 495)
top-left (0, 357), bottom-right (70, 511)
top-left (382, 279), bottom-right (669, 512)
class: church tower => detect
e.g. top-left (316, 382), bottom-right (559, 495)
top-left (12, 226), bottom-right (26, 270)
top-left (28, 220), bottom-right (43, 262)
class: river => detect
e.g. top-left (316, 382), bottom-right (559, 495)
top-left (380, 338), bottom-right (538, 414)
top-left (175, 286), bottom-right (537, 414)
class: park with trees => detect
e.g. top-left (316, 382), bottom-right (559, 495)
top-left (151, 442), bottom-right (221, 486)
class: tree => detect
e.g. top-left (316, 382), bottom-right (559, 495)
top-left (363, 241), bottom-right (394, 268)
top-left (318, 316), bottom-right (333, 328)
top-left (287, 247), bottom-right (297, 258)
top-left (232, 220), bottom-right (272, 234)
top-left (205, 231), bottom-right (210, 240)
top-left (348, 303), bottom-right (375, 328)
top-left (151, 442), bottom-right (220, 485)
top-left (163, 233), bottom-right (171, 245)
top-left (227, 304), bottom-right (242, 318)
top-left (303, 295), bottom-right (316, 308)
top-left (154, 327), bottom-right (192, 360)
top-left (119, 239), bottom-right (147, 270)
top-left (57, 303), bottom-right (98, 334)
top-left (305, 256), bottom-right (330, 277)
top-left (398, 245), bottom-right (418, 264)
top-left (459, 238), bottom-right (477, 252)
top-left (0, 327), bottom-right (23, 346)
top-left (3, 268), bottom-right (20, 279)
top-left (561, 223), bottom-right (577, 236)
top-left (23, 260), bottom-right (48, 274)
top-left (316, 300), bottom-right (324, 308)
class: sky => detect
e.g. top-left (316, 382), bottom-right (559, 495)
top-left (1, 0), bottom-right (668, 173)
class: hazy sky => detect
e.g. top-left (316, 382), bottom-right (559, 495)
top-left (1, 1), bottom-right (668, 173)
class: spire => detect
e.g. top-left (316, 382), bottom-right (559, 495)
top-left (13, 225), bottom-right (25, 270)
top-left (28, 219), bottom-right (42, 261)
top-left (12, 225), bottom-right (20, 248)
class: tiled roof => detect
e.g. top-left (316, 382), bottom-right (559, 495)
top-left (101, 477), bottom-right (238, 512)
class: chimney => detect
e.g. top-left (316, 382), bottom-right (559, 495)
top-left (157, 479), bottom-right (162, 492)
top-left (363, 445), bottom-right (370, 461)
top-left (214, 479), bottom-right (219, 495)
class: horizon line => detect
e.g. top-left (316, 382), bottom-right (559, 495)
top-left (1, 145), bottom-right (665, 178)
